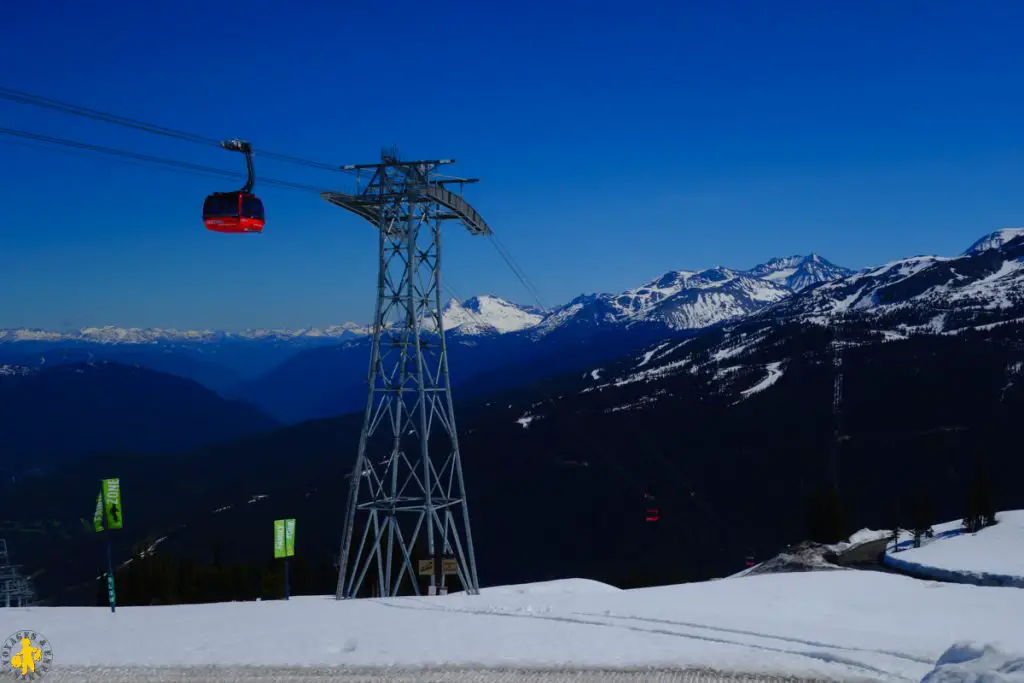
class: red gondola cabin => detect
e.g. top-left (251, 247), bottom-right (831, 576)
top-left (203, 192), bottom-right (265, 233)
top-left (203, 139), bottom-right (264, 234)
top-left (643, 493), bottom-right (660, 522)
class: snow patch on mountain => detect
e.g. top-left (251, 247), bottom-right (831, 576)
top-left (945, 258), bottom-right (1024, 309)
top-left (585, 357), bottom-right (691, 391)
top-left (738, 361), bottom-right (784, 400)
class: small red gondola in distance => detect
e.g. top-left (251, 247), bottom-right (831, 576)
top-left (643, 492), bottom-right (659, 522)
top-left (203, 139), bottom-right (265, 234)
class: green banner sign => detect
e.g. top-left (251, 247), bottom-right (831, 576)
top-left (274, 518), bottom-right (296, 558)
top-left (102, 478), bottom-right (122, 530)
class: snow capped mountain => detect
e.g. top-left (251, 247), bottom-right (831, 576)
top-left (746, 254), bottom-right (854, 291)
top-left (429, 295), bottom-right (544, 336)
top-left (963, 228), bottom-right (1024, 255)
top-left (767, 230), bottom-right (1024, 332)
top-left (533, 267), bottom-right (794, 334)
top-left (557, 229), bottom-right (1024, 418)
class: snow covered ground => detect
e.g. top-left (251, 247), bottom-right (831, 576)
top-left (2, 572), bottom-right (1023, 681)
top-left (885, 511), bottom-right (1024, 587)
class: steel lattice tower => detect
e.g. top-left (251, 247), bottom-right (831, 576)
top-left (0, 539), bottom-right (35, 608)
top-left (322, 148), bottom-right (488, 599)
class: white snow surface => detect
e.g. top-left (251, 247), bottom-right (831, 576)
top-left (847, 528), bottom-right (891, 545)
top-left (890, 510), bottom-right (1024, 580)
top-left (4, 572), bottom-right (1023, 680)
top-left (921, 642), bottom-right (1024, 683)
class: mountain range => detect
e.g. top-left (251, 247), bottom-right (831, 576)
top-left (1, 253), bottom-right (851, 346)
top-left (4, 228), bottom-right (1024, 603)
top-left (0, 253), bottom-right (855, 423)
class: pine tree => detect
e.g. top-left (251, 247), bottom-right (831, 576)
top-left (806, 485), bottom-right (846, 544)
top-left (964, 463), bottom-right (997, 533)
top-left (910, 489), bottom-right (934, 549)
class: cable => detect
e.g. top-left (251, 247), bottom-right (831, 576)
top-left (0, 137), bottom-right (234, 182)
top-left (0, 85), bottom-right (353, 174)
top-left (0, 127), bottom-right (333, 195)
top-left (486, 234), bottom-right (549, 311)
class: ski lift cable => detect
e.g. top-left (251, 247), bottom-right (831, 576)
top-left (0, 127), bottom-right (333, 194)
top-left (486, 234), bottom-right (549, 312)
top-left (0, 85), bottom-right (355, 174)
top-left (0, 136), bottom-right (239, 182)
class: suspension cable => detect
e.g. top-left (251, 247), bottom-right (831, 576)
top-left (0, 127), bottom-right (332, 194)
top-left (486, 234), bottom-right (549, 312)
top-left (0, 85), bottom-right (354, 174)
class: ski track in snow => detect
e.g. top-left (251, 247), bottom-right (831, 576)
top-left (738, 363), bottom-right (784, 400)
top-left (377, 598), bottom-right (917, 681)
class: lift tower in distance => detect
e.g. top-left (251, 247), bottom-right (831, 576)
top-left (322, 147), bottom-right (488, 599)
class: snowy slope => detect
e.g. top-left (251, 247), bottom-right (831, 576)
top-left (886, 510), bottom-right (1024, 584)
top-left (4, 572), bottom-right (1022, 680)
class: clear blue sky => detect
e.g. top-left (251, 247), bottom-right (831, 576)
top-left (2, 0), bottom-right (1024, 330)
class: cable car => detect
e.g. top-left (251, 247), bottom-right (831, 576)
top-left (203, 139), bottom-right (265, 233)
top-left (643, 493), bottom-right (660, 522)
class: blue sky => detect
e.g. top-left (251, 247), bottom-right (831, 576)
top-left (2, 0), bottom-right (1024, 330)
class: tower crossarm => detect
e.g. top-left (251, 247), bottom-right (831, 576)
top-left (420, 185), bottom-right (490, 235)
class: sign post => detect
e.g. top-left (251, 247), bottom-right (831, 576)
top-left (442, 555), bottom-right (457, 595)
top-left (99, 477), bottom-right (122, 613)
top-left (274, 518), bottom-right (296, 600)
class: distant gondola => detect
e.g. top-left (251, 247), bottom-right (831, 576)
top-left (644, 492), bottom-right (659, 522)
top-left (203, 139), bottom-right (265, 233)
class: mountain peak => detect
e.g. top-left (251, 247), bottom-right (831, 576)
top-left (437, 295), bottom-right (543, 335)
top-left (963, 228), bottom-right (1024, 256)
top-left (746, 254), bottom-right (852, 292)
